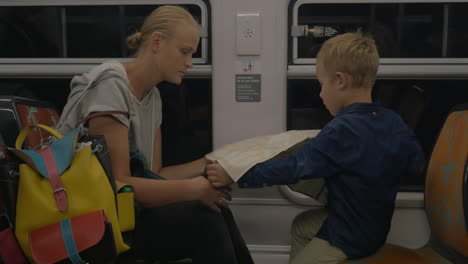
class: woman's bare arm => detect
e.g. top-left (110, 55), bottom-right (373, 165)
top-left (152, 128), bottom-right (208, 180)
top-left (88, 116), bottom-right (226, 211)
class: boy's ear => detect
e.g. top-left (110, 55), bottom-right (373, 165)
top-left (150, 31), bottom-right (164, 53)
top-left (336, 72), bottom-right (351, 90)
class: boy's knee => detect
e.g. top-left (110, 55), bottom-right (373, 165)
top-left (291, 210), bottom-right (309, 237)
top-left (290, 238), bottom-right (347, 264)
top-left (291, 209), bottom-right (328, 238)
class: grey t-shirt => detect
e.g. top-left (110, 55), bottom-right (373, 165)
top-left (57, 60), bottom-right (162, 168)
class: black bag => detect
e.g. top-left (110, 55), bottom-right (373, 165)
top-left (0, 135), bottom-right (20, 227)
top-left (0, 134), bottom-right (26, 264)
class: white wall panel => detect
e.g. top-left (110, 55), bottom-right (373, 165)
top-left (211, 0), bottom-right (289, 148)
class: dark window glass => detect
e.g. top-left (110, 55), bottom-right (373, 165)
top-left (447, 3), bottom-right (468, 57)
top-left (0, 7), bottom-right (63, 57)
top-left (65, 6), bottom-right (122, 58)
top-left (145, 79), bottom-right (212, 166)
top-left (296, 3), bottom-right (455, 58)
top-left (287, 79), bottom-right (333, 130)
top-left (288, 78), bottom-right (468, 190)
top-left (399, 4), bottom-right (443, 58)
top-left (0, 4), bottom-right (204, 59)
top-left (0, 78), bottom-right (71, 114)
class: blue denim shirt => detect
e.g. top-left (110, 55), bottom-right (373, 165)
top-left (238, 103), bottom-right (425, 258)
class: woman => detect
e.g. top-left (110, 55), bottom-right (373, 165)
top-left (57, 6), bottom-right (253, 264)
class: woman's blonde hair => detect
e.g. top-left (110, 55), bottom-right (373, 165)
top-left (317, 31), bottom-right (379, 89)
top-left (127, 5), bottom-right (198, 53)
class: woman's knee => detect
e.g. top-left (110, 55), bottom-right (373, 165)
top-left (132, 201), bottom-right (230, 257)
top-left (187, 201), bottom-right (226, 224)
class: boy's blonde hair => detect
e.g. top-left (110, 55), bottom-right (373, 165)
top-left (317, 32), bottom-right (379, 89)
top-left (127, 5), bottom-right (198, 53)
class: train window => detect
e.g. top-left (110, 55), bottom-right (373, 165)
top-left (65, 6), bottom-right (121, 58)
top-left (290, 1), bottom-right (468, 63)
top-left (287, 79), bottom-right (333, 130)
top-left (0, 7), bottom-right (63, 58)
top-left (288, 78), bottom-right (468, 190)
top-left (447, 3), bottom-right (468, 57)
top-left (159, 79), bottom-right (212, 166)
top-left (0, 78), bottom-right (71, 110)
top-left (0, 1), bottom-right (208, 63)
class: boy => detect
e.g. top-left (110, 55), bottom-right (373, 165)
top-left (207, 32), bottom-right (425, 264)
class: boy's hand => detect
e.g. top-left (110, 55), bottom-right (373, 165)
top-left (206, 160), bottom-right (234, 187)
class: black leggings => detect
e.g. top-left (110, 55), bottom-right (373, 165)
top-left (131, 201), bottom-right (254, 264)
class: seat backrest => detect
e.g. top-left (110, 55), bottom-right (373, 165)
top-left (0, 96), bottom-right (59, 149)
top-left (425, 103), bottom-right (468, 257)
top-left (16, 102), bottom-right (59, 149)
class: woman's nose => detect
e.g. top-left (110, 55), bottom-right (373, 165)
top-left (186, 57), bottom-right (193, 69)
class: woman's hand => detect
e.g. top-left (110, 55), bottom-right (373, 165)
top-left (192, 176), bottom-right (231, 213)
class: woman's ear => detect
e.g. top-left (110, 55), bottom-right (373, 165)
top-left (336, 72), bottom-right (351, 90)
top-left (150, 32), bottom-right (163, 53)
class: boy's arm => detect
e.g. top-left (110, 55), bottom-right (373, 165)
top-left (206, 126), bottom-right (342, 188)
top-left (237, 133), bottom-right (340, 188)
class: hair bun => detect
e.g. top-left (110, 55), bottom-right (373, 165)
top-left (134, 32), bottom-right (142, 41)
top-left (127, 31), bottom-right (143, 50)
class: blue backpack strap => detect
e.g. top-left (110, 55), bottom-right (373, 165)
top-left (60, 218), bottom-right (88, 264)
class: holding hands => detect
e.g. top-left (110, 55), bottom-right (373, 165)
top-left (193, 176), bottom-right (231, 213)
top-left (206, 160), bottom-right (234, 187)
top-left (193, 160), bottom-right (233, 213)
